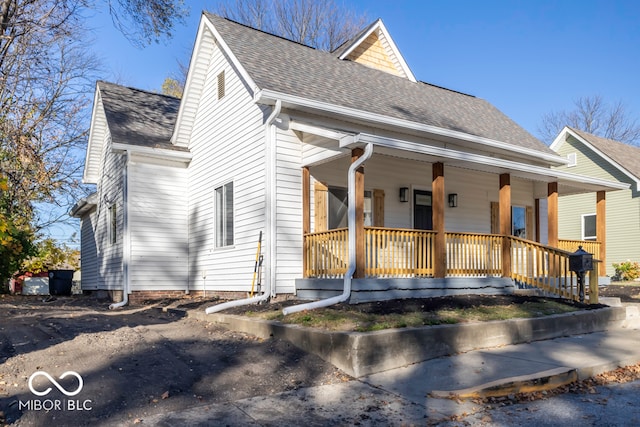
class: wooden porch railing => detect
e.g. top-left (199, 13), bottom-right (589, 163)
top-left (446, 232), bottom-right (502, 277)
top-left (558, 239), bottom-right (601, 261)
top-left (303, 228), bottom-right (597, 303)
top-left (304, 228), bottom-right (348, 278)
top-left (365, 227), bottom-right (435, 277)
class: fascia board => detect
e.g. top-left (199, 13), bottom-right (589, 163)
top-left (257, 89), bottom-right (567, 166)
top-left (111, 142), bottom-right (192, 163)
top-left (337, 20), bottom-right (378, 60)
top-left (354, 132), bottom-right (629, 192)
top-left (289, 119), bottom-right (353, 140)
top-left (83, 84), bottom-right (103, 184)
top-left (375, 20), bottom-right (416, 82)
top-left (338, 19), bottom-right (416, 82)
top-left (171, 15), bottom-right (260, 145)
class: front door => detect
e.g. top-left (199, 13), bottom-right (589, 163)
top-left (413, 189), bottom-right (432, 230)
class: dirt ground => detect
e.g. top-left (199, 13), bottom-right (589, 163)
top-left (0, 294), bottom-right (348, 426)
top-left (0, 287), bottom-right (634, 426)
top-left (600, 283), bottom-right (640, 302)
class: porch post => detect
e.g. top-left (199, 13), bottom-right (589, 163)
top-left (433, 162), bottom-right (446, 278)
top-left (302, 167), bottom-right (310, 277)
top-left (352, 148), bottom-right (365, 278)
top-left (499, 173), bottom-right (511, 277)
top-left (597, 191), bottom-right (606, 277)
top-left (547, 182), bottom-right (558, 247)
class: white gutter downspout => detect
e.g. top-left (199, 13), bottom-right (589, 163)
top-left (110, 151), bottom-right (131, 309)
top-left (283, 142), bottom-right (374, 315)
top-left (206, 100), bottom-right (282, 314)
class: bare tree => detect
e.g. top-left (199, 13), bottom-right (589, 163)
top-left (0, 0), bottom-right (188, 281)
top-left (216, 0), bottom-right (368, 51)
top-left (538, 95), bottom-right (640, 145)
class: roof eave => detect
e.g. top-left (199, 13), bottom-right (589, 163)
top-left (111, 142), bottom-right (192, 163)
top-left (256, 89), bottom-right (568, 167)
top-left (552, 127), bottom-right (640, 192)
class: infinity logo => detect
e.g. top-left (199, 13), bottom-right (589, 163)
top-left (28, 371), bottom-right (84, 397)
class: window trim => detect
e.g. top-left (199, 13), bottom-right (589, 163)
top-left (214, 181), bottom-right (234, 248)
top-left (327, 186), bottom-right (373, 229)
top-left (581, 213), bottom-right (597, 241)
top-left (108, 203), bottom-right (117, 245)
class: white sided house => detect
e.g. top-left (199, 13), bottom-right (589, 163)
top-left (72, 13), bottom-right (626, 306)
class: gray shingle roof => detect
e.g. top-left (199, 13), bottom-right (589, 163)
top-left (97, 81), bottom-right (186, 151)
top-left (205, 13), bottom-right (554, 155)
top-left (570, 127), bottom-right (640, 180)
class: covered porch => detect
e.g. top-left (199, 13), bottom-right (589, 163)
top-left (292, 120), bottom-right (626, 304)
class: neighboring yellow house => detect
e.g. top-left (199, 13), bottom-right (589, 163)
top-left (551, 127), bottom-right (638, 277)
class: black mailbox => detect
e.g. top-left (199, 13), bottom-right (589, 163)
top-left (569, 246), bottom-right (593, 273)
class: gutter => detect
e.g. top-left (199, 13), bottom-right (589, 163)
top-left (283, 142), bottom-right (374, 315)
top-left (205, 100), bottom-right (282, 314)
top-left (255, 89), bottom-right (567, 167)
top-left (110, 151), bottom-right (131, 309)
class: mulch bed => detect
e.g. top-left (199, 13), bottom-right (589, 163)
top-left (218, 294), bottom-right (604, 316)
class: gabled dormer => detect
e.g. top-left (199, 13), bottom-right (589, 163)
top-left (335, 19), bottom-right (416, 82)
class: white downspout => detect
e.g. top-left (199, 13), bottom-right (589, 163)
top-left (110, 151), bottom-right (131, 309)
top-left (206, 100), bottom-right (282, 314)
top-left (283, 142), bottom-right (374, 315)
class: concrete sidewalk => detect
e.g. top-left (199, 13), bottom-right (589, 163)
top-left (139, 323), bottom-right (640, 426)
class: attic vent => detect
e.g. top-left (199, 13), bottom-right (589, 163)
top-left (217, 70), bottom-right (225, 100)
top-left (567, 152), bottom-right (577, 167)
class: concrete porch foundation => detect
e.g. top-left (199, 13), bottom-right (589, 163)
top-left (295, 277), bottom-right (516, 304)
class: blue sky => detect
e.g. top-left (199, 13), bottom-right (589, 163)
top-left (52, 0), bottom-right (639, 246)
top-left (89, 0), bottom-right (640, 139)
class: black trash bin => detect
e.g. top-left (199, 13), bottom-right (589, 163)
top-left (48, 270), bottom-right (74, 296)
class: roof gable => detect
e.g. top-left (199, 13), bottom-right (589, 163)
top-left (551, 126), bottom-right (640, 190)
top-left (83, 81), bottom-right (186, 183)
top-left (334, 19), bottom-right (416, 82)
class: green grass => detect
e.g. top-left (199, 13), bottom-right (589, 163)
top-left (243, 300), bottom-right (580, 332)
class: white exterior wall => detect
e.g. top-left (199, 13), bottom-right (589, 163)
top-left (274, 127), bottom-right (303, 293)
top-left (128, 159), bottom-right (189, 291)
top-left (80, 209), bottom-right (99, 290)
top-left (309, 153), bottom-right (537, 235)
top-left (187, 40), bottom-right (269, 293)
top-left (95, 136), bottom-right (126, 290)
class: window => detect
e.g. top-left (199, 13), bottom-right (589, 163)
top-left (328, 186), bottom-right (372, 229)
top-left (582, 213), bottom-right (597, 241)
top-left (217, 70), bottom-right (225, 100)
top-left (512, 206), bottom-right (526, 238)
top-left (109, 204), bottom-right (117, 244)
top-left (215, 182), bottom-right (234, 247)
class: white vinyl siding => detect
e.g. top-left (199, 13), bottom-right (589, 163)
top-left (95, 135), bottom-right (125, 290)
top-left (187, 39), bottom-right (268, 293)
top-left (308, 153), bottom-right (536, 236)
top-left (128, 160), bottom-right (188, 291)
top-left (274, 128), bottom-right (303, 293)
top-left (79, 210), bottom-right (99, 290)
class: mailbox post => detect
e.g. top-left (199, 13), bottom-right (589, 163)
top-left (569, 246), bottom-right (593, 303)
